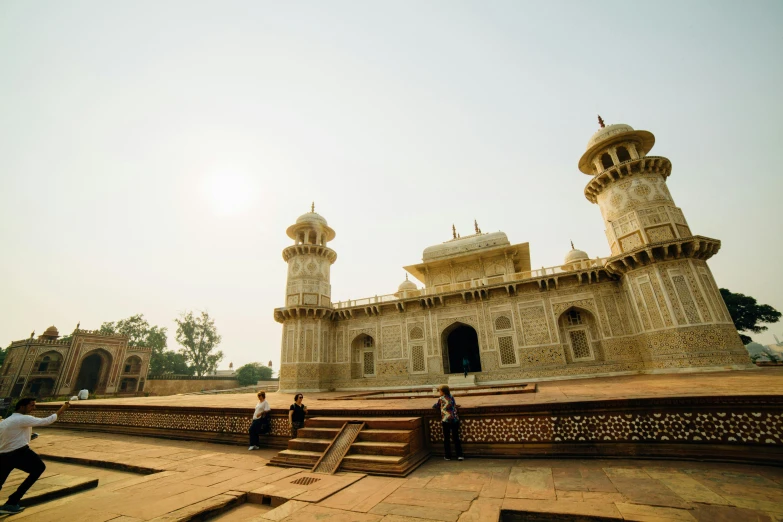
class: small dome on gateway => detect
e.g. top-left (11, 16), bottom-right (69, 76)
top-left (398, 274), bottom-right (417, 292)
top-left (564, 243), bottom-right (589, 265)
top-left (39, 325), bottom-right (60, 340)
top-left (43, 325), bottom-right (59, 336)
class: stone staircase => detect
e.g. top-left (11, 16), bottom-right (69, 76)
top-left (269, 416), bottom-right (429, 477)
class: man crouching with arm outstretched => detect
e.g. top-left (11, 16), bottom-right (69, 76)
top-left (0, 398), bottom-right (70, 514)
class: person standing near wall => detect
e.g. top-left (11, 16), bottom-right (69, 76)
top-left (0, 398), bottom-right (71, 514)
top-left (289, 393), bottom-right (307, 439)
top-left (433, 385), bottom-right (464, 461)
top-left (461, 356), bottom-right (470, 378)
top-left (248, 391), bottom-right (270, 450)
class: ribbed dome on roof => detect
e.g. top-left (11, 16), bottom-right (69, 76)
top-left (398, 274), bottom-right (417, 292)
top-left (423, 231), bottom-right (510, 262)
top-left (564, 247), bottom-right (589, 265)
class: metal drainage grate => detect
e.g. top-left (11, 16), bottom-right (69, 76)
top-left (290, 476), bottom-right (321, 486)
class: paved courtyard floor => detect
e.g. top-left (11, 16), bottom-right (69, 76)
top-left (59, 367), bottom-right (783, 412)
top-left (10, 428), bottom-right (783, 521)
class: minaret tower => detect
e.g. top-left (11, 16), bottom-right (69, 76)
top-left (274, 203), bottom-right (338, 391)
top-left (579, 117), bottom-right (750, 369)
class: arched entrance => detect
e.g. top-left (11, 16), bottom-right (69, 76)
top-left (442, 323), bottom-right (482, 374)
top-left (74, 350), bottom-right (112, 394)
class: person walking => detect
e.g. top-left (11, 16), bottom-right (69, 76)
top-left (0, 398), bottom-right (71, 514)
top-left (248, 391), bottom-right (271, 451)
top-left (288, 393), bottom-right (307, 439)
top-left (433, 385), bottom-right (463, 461)
top-left (462, 356), bottom-right (470, 378)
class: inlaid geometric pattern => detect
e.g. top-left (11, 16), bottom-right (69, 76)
top-left (429, 411), bottom-right (783, 445)
top-left (639, 280), bottom-right (664, 329)
top-left (646, 224), bottom-right (675, 242)
top-left (700, 272), bottom-right (726, 322)
top-left (498, 336), bottom-right (516, 365)
top-left (494, 316), bottom-right (512, 331)
top-left (673, 274), bottom-right (700, 324)
top-left (291, 476), bottom-right (322, 485)
top-left (569, 330), bottom-right (592, 360)
top-left (411, 345), bottom-right (425, 372)
top-left (409, 326), bottom-right (424, 340)
top-left (381, 325), bottom-right (402, 360)
top-left (519, 305), bottom-right (551, 346)
top-left (363, 351), bottom-right (375, 376)
top-left (33, 409), bottom-right (290, 438)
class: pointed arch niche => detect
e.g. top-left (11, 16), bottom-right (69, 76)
top-left (556, 307), bottom-right (604, 364)
top-left (350, 334), bottom-right (376, 378)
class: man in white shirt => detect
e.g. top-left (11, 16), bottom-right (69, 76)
top-left (0, 398), bottom-right (70, 514)
top-left (248, 391), bottom-right (271, 450)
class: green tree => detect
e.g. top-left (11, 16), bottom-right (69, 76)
top-left (0, 346), bottom-right (6, 368)
top-left (175, 311), bottom-right (223, 376)
top-left (720, 289), bottom-right (781, 345)
top-left (100, 314), bottom-right (169, 375)
top-left (59, 333), bottom-right (73, 344)
top-left (157, 351), bottom-right (194, 375)
top-left (236, 363), bottom-right (273, 386)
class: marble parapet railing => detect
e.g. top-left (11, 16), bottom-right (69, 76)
top-left (33, 394), bottom-right (783, 464)
top-left (332, 258), bottom-right (611, 310)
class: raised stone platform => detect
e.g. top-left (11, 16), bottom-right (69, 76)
top-left (22, 429), bottom-right (783, 521)
top-left (32, 369), bottom-right (783, 466)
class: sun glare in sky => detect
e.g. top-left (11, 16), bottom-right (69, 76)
top-left (201, 171), bottom-right (256, 216)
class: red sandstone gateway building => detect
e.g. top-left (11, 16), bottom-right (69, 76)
top-left (0, 326), bottom-right (151, 398)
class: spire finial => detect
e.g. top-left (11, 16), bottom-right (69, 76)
top-left (598, 115), bottom-right (605, 128)
top-left (474, 219), bottom-right (480, 234)
top-left (452, 224), bottom-right (457, 239)
top-left (405, 273), bottom-right (409, 281)
top-left (76, 320), bottom-right (80, 330)
top-left (311, 202), bottom-right (315, 213)
top-left (570, 240), bottom-right (575, 250)
top-left (30, 330), bottom-right (35, 339)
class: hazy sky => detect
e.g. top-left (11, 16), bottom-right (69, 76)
top-left (2, 1), bottom-right (782, 370)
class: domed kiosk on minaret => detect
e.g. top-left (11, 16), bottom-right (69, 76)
top-left (286, 203), bottom-right (336, 246)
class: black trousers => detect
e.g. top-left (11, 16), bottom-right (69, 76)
top-left (442, 421), bottom-right (463, 459)
top-left (249, 418), bottom-right (266, 447)
top-left (0, 446), bottom-right (46, 505)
